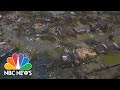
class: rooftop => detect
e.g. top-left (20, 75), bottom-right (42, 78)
top-left (34, 23), bottom-right (45, 30)
top-left (73, 25), bottom-right (90, 33)
top-left (76, 48), bottom-right (97, 59)
top-left (32, 23), bottom-right (48, 33)
top-left (93, 44), bottom-right (107, 54)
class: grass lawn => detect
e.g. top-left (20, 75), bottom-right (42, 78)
top-left (100, 52), bottom-right (120, 65)
top-left (40, 48), bottom-right (64, 59)
top-left (113, 36), bottom-right (120, 41)
top-left (92, 32), bottom-right (104, 37)
top-left (76, 33), bottom-right (90, 40)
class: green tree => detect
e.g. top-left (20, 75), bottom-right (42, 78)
top-left (108, 35), bottom-right (114, 41)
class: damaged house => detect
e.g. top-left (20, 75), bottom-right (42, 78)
top-left (32, 23), bottom-right (48, 34)
top-left (73, 25), bottom-right (91, 34)
top-left (76, 47), bottom-right (97, 59)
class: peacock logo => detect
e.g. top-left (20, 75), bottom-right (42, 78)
top-left (4, 53), bottom-right (32, 70)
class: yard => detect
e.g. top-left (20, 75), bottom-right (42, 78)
top-left (34, 39), bottom-right (53, 45)
top-left (100, 52), bottom-right (120, 65)
top-left (92, 32), bottom-right (104, 37)
top-left (76, 33), bottom-right (90, 40)
top-left (113, 35), bottom-right (120, 41)
top-left (39, 48), bottom-right (64, 59)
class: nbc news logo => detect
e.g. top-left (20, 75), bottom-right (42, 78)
top-left (4, 53), bottom-right (32, 76)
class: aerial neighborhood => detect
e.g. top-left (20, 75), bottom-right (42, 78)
top-left (0, 11), bottom-right (120, 79)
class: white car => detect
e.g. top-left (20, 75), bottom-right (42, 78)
top-left (56, 45), bottom-right (61, 48)
top-left (29, 39), bottom-right (33, 41)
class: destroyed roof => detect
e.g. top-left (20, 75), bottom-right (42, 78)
top-left (74, 25), bottom-right (90, 32)
top-left (76, 48), bottom-right (97, 59)
top-left (32, 23), bottom-right (48, 33)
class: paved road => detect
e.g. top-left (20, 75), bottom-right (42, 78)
top-left (2, 25), bottom-right (120, 51)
